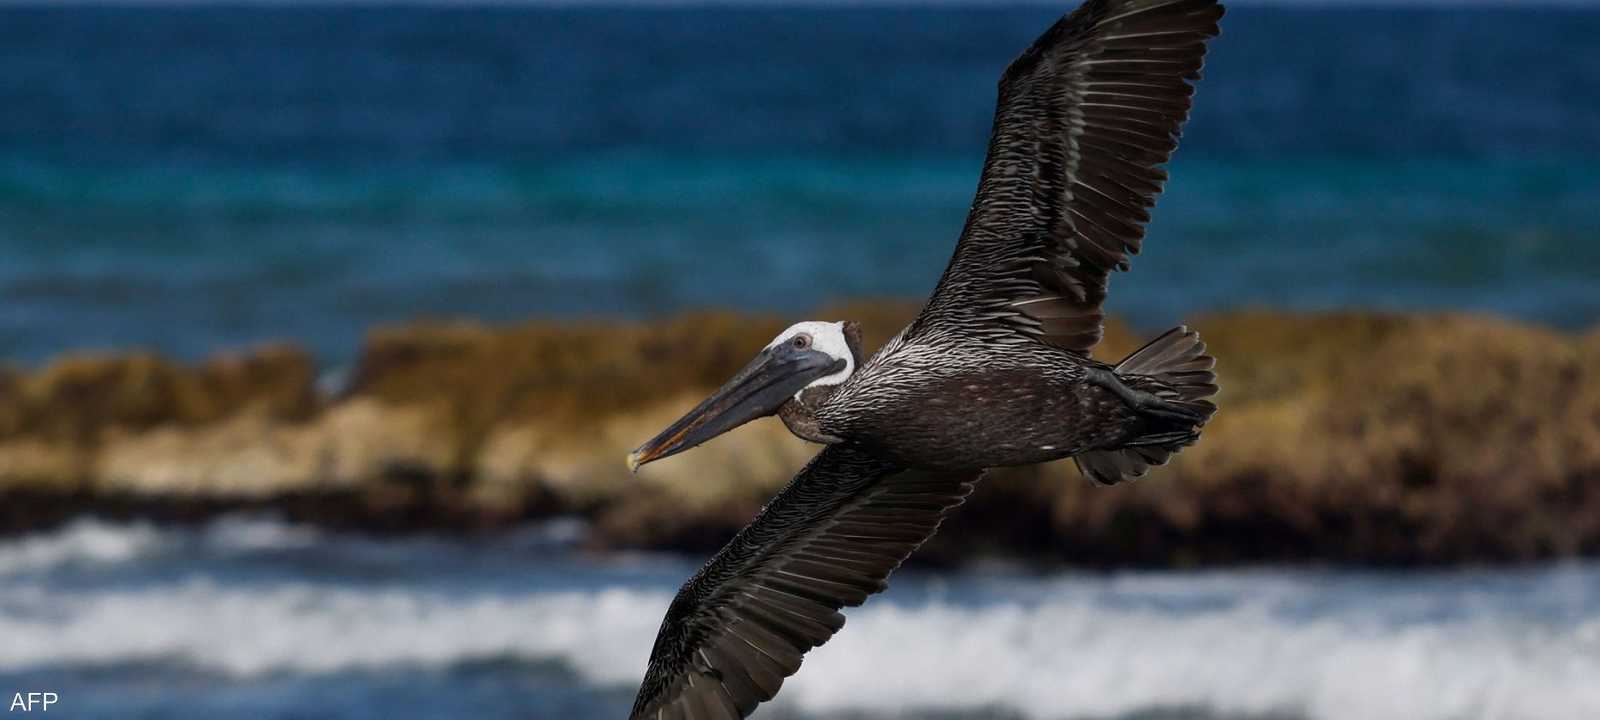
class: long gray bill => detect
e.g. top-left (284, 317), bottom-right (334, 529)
top-left (627, 343), bottom-right (843, 471)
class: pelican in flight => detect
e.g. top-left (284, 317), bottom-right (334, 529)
top-left (626, 1), bottom-right (1224, 717)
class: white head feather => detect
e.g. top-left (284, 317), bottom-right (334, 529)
top-left (765, 320), bottom-right (855, 392)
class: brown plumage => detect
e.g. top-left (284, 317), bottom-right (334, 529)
top-left (631, 447), bottom-right (977, 719)
top-left (627, 2), bottom-right (1225, 717)
top-left (913, 0), bottom-right (1224, 353)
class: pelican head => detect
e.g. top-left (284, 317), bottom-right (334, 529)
top-left (628, 320), bottom-right (859, 472)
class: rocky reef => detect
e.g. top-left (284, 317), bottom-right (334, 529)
top-left (2, 303), bottom-right (1597, 567)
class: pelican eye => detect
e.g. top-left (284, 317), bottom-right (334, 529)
top-left (791, 334), bottom-right (811, 349)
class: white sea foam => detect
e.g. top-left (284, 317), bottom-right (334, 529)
top-left (2, 554), bottom-right (1598, 720)
top-left (0, 516), bottom-right (328, 576)
top-left (0, 580), bottom-right (662, 684)
top-left (0, 518), bottom-right (173, 575)
top-left (792, 591), bottom-right (1600, 720)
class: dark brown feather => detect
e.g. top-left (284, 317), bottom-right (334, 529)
top-left (628, 445), bottom-right (980, 719)
top-left (910, 0), bottom-right (1224, 353)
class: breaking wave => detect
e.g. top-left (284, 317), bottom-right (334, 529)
top-left (0, 517), bottom-right (319, 576)
top-left (2, 518), bottom-right (1598, 720)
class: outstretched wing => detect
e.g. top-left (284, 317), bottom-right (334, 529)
top-left (911, 0), bottom-right (1224, 353)
top-left (629, 445), bottom-right (981, 720)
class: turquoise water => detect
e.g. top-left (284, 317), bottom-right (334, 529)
top-left (1, 5), bottom-right (1597, 363)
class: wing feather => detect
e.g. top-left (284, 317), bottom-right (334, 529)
top-left (628, 445), bottom-right (980, 719)
top-left (910, 0), bottom-right (1224, 353)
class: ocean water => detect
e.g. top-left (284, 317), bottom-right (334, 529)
top-left (1, 4), bottom-right (1598, 364)
top-left (4, 5), bottom-right (1600, 719)
top-left (0, 516), bottom-right (1597, 720)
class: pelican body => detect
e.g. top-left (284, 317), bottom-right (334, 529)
top-left (626, 1), bottom-right (1226, 717)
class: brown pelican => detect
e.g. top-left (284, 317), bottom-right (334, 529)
top-left (625, 1), bottom-right (1224, 717)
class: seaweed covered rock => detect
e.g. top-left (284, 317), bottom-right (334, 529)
top-left (0, 307), bottom-right (1595, 566)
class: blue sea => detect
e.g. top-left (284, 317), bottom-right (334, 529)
top-left (1, 3), bottom-right (1597, 365)
top-left (3, 3), bottom-right (1600, 719)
